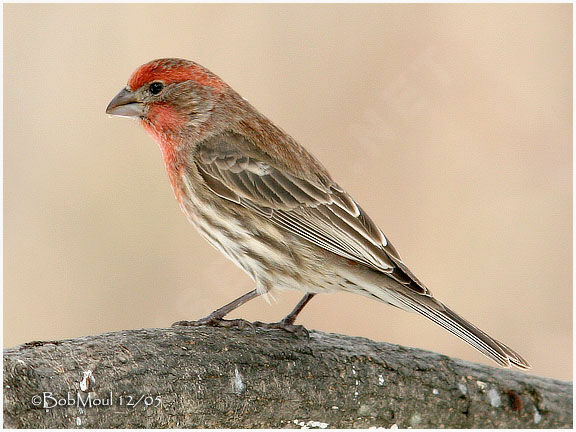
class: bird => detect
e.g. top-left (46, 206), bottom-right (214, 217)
top-left (106, 58), bottom-right (530, 369)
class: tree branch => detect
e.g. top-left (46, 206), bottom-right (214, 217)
top-left (3, 327), bottom-right (572, 428)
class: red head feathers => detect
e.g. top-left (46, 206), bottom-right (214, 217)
top-left (128, 58), bottom-right (225, 91)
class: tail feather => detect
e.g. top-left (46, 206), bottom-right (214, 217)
top-left (441, 305), bottom-right (531, 369)
top-left (385, 289), bottom-right (531, 369)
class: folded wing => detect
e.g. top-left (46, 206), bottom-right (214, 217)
top-left (193, 131), bottom-right (430, 295)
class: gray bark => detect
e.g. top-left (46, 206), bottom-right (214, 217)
top-left (3, 327), bottom-right (572, 428)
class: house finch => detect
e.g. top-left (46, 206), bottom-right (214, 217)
top-left (106, 58), bottom-right (529, 369)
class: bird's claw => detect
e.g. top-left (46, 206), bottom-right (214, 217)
top-left (172, 317), bottom-right (255, 330)
top-left (251, 320), bottom-right (310, 337)
top-left (171, 316), bottom-right (309, 337)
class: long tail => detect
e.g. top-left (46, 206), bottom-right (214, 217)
top-left (384, 288), bottom-right (531, 369)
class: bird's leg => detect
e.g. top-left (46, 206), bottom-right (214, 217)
top-left (281, 293), bottom-right (316, 325)
top-left (253, 293), bottom-right (316, 336)
top-left (172, 289), bottom-right (260, 329)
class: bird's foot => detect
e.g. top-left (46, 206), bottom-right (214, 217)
top-left (172, 315), bottom-right (309, 337)
top-left (172, 316), bottom-right (254, 330)
top-left (251, 320), bottom-right (309, 337)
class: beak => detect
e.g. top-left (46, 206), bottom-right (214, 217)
top-left (106, 87), bottom-right (145, 118)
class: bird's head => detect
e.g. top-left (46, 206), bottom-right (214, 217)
top-left (106, 58), bottom-right (229, 141)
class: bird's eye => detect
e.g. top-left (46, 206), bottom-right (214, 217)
top-left (149, 82), bottom-right (164, 95)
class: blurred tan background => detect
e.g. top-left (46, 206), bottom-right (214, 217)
top-left (4, 4), bottom-right (571, 380)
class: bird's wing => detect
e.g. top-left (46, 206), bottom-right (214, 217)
top-left (193, 131), bottom-right (430, 295)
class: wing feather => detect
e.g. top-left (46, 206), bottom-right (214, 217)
top-left (194, 131), bottom-right (430, 294)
